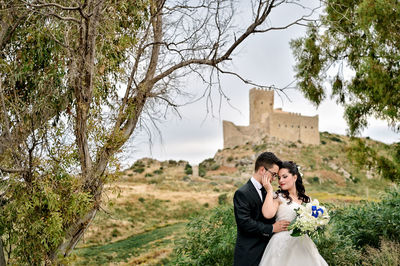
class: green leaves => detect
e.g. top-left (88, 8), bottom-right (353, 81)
top-left (292, 0), bottom-right (400, 135)
top-left (172, 205), bottom-right (235, 266)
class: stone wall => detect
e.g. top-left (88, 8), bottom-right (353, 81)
top-left (249, 88), bottom-right (273, 124)
top-left (222, 121), bottom-right (269, 148)
top-left (268, 113), bottom-right (319, 145)
top-left (223, 88), bottom-right (320, 148)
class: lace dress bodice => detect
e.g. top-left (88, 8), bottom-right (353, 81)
top-left (275, 194), bottom-right (300, 223)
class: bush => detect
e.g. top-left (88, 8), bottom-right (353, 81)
top-left (168, 160), bottom-right (177, 166)
top-left (111, 228), bottom-right (121, 238)
top-left (315, 233), bottom-right (362, 265)
top-left (253, 143), bottom-right (267, 152)
top-left (133, 168), bottom-right (145, 173)
top-left (198, 166), bottom-right (206, 177)
top-left (172, 205), bottom-right (236, 265)
top-left (362, 239), bottom-right (400, 266)
top-left (153, 169), bottom-right (163, 175)
top-left (184, 163), bottom-right (193, 175)
top-left (218, 193), bottom-right (228, 205)
top-left (130, 160), bottom-right (145, 169)
top-left (329, 136), bottom-right (342, 142)
top-left (210, 164), bottom-right (220, 171)
top-left (307, 176), bottom-right (320, 184)
top-left (227, 156), bottom-right (234, 162)
top-left (331, 187), bottom-right (400, 249)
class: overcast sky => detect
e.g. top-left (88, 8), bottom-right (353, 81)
top-left (120, 2), bottom-right (399, 166)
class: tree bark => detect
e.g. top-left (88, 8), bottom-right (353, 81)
top-left (0, 238), bottom-right (6, 266)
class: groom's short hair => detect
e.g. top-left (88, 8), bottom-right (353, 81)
top-left (255, 152), bottom-right (282, 172)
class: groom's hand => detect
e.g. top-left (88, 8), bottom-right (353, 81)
top-left (272, 220), bottom-right (290, 233)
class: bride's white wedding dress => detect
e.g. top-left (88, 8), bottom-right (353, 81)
top-left (259, 194), bottom-right (328, 266)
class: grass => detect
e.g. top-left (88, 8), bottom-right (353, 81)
top-left (74, 223), bottom-right (186, 265)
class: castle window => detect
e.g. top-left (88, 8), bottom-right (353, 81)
top-left (278, 124), bottom-right (280, 127)
top-left (261, 101), bottom-right (263, 105)
top-left (291, 125), bottom-right (293, 128)
top-left (285, 125), bottom-right (287, 128)
top-left (311, 126), bottom-right (313, 129)
top-left (305, 126), bottom-right (307, 128)
top-left (298, 126), bottom-right (300, 128)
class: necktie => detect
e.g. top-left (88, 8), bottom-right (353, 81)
top-left (260, 187), bottom-right (267, 201)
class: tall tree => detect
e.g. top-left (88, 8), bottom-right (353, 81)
top-left (291, 0), bottom-right (400, 135)
top-left (0, 0), bottom-right (319, 263)
top-left (291, 0), bottom-right (400, 181)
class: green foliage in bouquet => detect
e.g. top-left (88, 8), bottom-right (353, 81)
top-left (172, 205), bottom-right (236, 266)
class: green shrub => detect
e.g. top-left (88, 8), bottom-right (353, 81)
top-left (253, 143), bottom-right (267, 152)
top-left (130, 160), bottom-right (145, 169)
top-left (218, 193), bottom-right (228, 205)
top-left (184, 163), bottom-right (193, 175)
top-left (227, 156), bottom-right (234, 162)
top-left (153, 169), bottom-right (163, 175)
top-left (133, 168), bottom-right (145, 173)
top-left (315, 233), bottom-right (362, 265)
top-left (331, 187), bottom-right (400, 249)
top-left (349, 175), bottom-right (360, 183)
top-left (168, 160), bottom-right (177, 166)
top-left (211, 164), bottom-right (220, 171)
top-left (198, 166), bottom-right (206, 177)
top-left (362, 239), bottom-right (400, 266)
top-left (329, 136), bottom-right (342, 142)
top-left (307, 176), bottom-right (320, 184)
top-left (111, 228), bottom-right (121, 238)
top-left (172, 205), bottom-right (235, 265)
top-left (144, 173), bottom-right (153, 177)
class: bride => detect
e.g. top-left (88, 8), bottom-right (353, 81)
top-left (259, 161), bottom-right (328, 266)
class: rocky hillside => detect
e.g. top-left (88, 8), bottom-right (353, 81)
top-left (201, 131), bottom-right (394, 199)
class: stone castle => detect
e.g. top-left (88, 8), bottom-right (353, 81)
top-left (223, 88), bottom-right (320, 148)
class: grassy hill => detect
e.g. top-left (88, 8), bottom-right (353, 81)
top-left (73, 132), bottom-right (395, 264)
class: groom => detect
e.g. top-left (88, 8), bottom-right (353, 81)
top-left (233, 152), bottom-right (290, 266)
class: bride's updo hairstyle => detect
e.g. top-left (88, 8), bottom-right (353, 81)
top-left (276, 161), bottom-right (310, 204)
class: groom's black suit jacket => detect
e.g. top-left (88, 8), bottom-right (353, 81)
top-left (233, 179), bottom-right (275, 266)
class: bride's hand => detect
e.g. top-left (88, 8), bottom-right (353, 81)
top-left (262, 171), bottom-right (273, 193)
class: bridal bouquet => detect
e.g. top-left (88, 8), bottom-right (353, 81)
top-left (287, 199), bottom-right (330, 238)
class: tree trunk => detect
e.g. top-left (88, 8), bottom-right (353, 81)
top-left (0, 238), bottom-right (6, 266)
top-left (48, 207), bottom-right (97, 262)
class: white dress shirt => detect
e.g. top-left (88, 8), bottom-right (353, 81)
top-left (250, 176), bottom-right (263, 202)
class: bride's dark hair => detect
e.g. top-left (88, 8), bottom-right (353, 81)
top-left (276, 161), bottom-right (310, 204)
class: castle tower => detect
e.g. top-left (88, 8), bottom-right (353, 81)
top-left (249, 88), bottom-right (274, 125)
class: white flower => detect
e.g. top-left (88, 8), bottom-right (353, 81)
top-left (288, 198), bottom-right (330, 238)
top-left (297, 166), bottom-right (304, 177)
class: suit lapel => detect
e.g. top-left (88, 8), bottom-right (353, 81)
top-left (246, 179), bottom-right (263, 206)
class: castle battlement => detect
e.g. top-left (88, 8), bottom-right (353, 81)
top-left (223, 88), bottom-right (320, 148)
